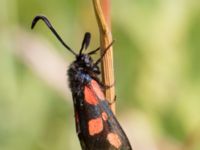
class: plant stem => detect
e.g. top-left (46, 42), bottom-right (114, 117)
top-left (92, 0), bottom-right (115, 114)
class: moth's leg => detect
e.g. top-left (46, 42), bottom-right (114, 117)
top-left (108, 95), bottom-right (117, 105)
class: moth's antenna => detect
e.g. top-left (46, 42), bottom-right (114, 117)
top-left (31, 15), bottom-right (77, 56)
top-left (88, 47), bottom-right (100, 55)
top-left (79, 32), bottom-right (91, 55)
top-left (94, 40), bottom-right (115, 66)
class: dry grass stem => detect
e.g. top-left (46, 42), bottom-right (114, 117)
top-left (92, 0), bottom-right (115, 114)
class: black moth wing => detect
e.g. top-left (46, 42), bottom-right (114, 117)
top-left (73, 78), bottom-right (132, 150)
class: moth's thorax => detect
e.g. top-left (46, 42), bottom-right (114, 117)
top-left (67, 54), bottom-right (100, 93)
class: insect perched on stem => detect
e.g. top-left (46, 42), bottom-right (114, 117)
top-left (31, 15), bottom-right (132, 150)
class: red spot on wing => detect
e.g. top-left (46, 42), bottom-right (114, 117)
top-left (88, 118), bottom-right (103, 136)
top-left (84, 86), bottom-right (98, 105)
top-left (90, 80), bottom-right (105, 100)
top-left (102, 112), bottom-right (108, 121)
top-left (107, 133), bottom-right (122, 149)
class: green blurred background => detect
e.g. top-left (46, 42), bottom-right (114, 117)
top-left (1, 0), bottom-right (200, 150)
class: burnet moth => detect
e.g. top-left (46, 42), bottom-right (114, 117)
top-left (31, 15), bottom-right (132, 150)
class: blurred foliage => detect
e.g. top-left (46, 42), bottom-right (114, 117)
top-left (0, 0), bottom-right (200, 150)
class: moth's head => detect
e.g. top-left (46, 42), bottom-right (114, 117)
top-left (77, 54), bottom-right (92, 66)
top-left (76, 54), bottom-right (100, 74)
top-left (71, 32), bottom-right (100, 74)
